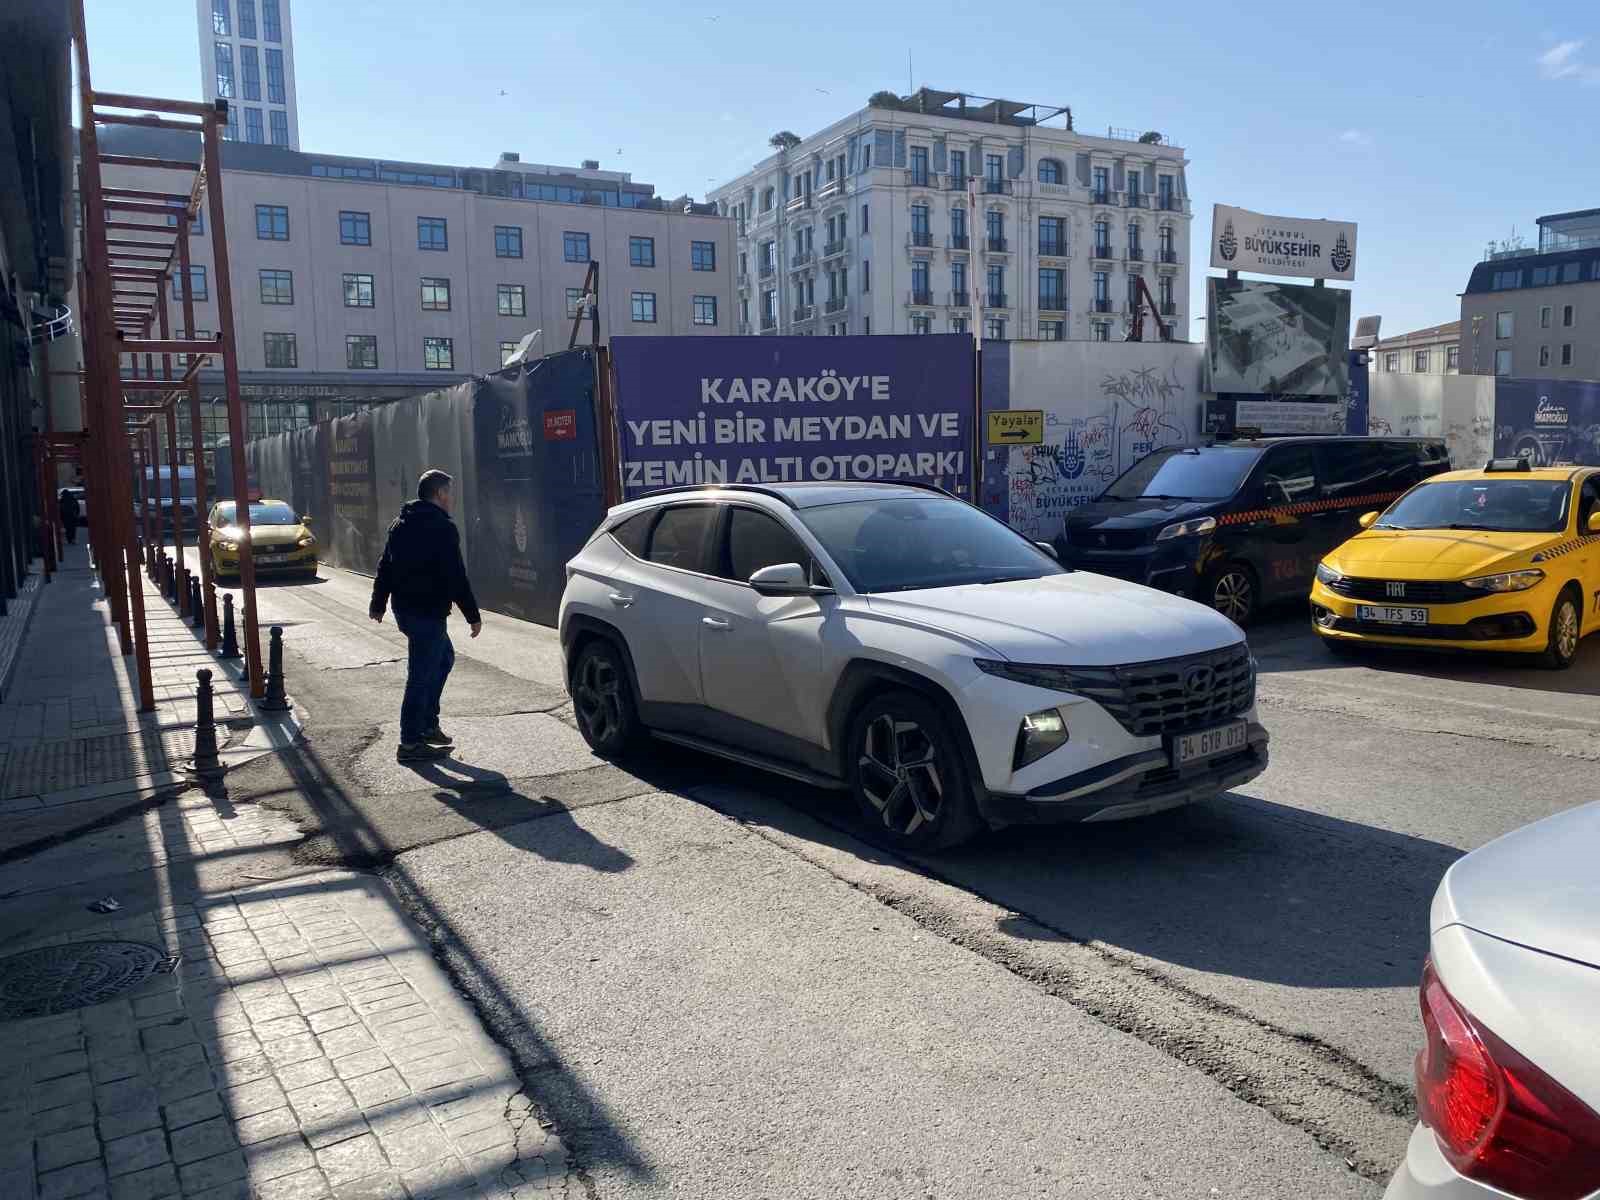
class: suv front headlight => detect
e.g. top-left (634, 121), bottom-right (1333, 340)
top-left (1461, 568), bottom-right (1545, 593)
top-left (1014, 708), bottom-right (1069, 769)
top-left (1315, 562), bottom-right (1344, 585)
top-left (1156, 516), bottom-right (1217, 541)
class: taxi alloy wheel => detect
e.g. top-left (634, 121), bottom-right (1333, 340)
top-left (1541, 590), bottom-right (1582, 670)
top-left (1204, 564), bottom-right (1256, 627)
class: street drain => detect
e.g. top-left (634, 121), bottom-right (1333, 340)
top-left (0, 941), bottom-right (167, 1021)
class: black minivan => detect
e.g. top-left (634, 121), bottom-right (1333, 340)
top-left (1057, 437), bottom-right (1451, 625)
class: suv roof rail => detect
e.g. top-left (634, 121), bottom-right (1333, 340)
top-left (1483, 457), bottom-right (1533, 472)
top-left (638, 483), bottom-right (799, 507)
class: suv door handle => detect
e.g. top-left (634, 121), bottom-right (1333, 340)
top-left (701, 616), bottom-right (731, 631)
top-left (607, 592), bottom-right (634, 608)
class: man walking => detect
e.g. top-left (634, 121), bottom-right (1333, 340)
top-left (58, 488), bottom-right (80, 545)
top-left (370, 470), bottom-right (481, 762)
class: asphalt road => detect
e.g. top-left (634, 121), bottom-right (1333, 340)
top-left (193, 551), bottom-right (1600, 1197)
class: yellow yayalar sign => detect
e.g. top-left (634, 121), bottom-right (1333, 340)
top-left (987, 409), bottom-right (1044, 445)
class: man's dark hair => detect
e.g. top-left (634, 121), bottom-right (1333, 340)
top-left (417, 470), bottom-right (452, 502)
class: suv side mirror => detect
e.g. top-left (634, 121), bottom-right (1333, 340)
top-left (1358, 511), bottom-right (1379, 530)
top-left (1587, 512), bottom-right (1600, 534)
top-left (749, 562), bottom-right (829, 596)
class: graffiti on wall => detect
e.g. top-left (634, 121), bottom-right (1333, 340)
top-left (1006, 364), bottom-right (1191, 539)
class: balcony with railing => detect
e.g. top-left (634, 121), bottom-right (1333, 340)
top-left (1160, 301), bottom-right (1177, 316)
top-left (983, 177), bottom-right (1012, 195)
top-left (948, 291), bottom-right (971, 308)
top-left (760, 315), bottom-right (778, 331)
top-left (1126, 246), bottom-right (1144, 262)
top-left (986, 291), bottom-right (1009, 309)
top-left (792, 304), bottom-right (816, 323)
top-left (905, 170), bottom-right (937, 189)
top-left (1126, 192), bottom-right (1146, 208)
top-left (946, 175), bottom-right (969, 191)
top-left (785, 193), bottom-right (812, 214)
top-left (1158, 248), bottom-right (1179, 265)
top-left (949, 234), bottom-right (970, 251)
top-left (1091, 244), bottom-right (1114, 261)
top-left (817, 177), bottom-right (845, 200)
top-left (822, 239), bottom-right (848, 260)
top-left (908, 231), bottom-right (934, 249)
top-left (1158, 195), bottom-right (1182, 212)
top-left (1038, 293), bottom-right (1068, 313)
top-left (759, 262), bottom-right (775, 279)
top-left (739, 322), bottom-right (752, 336)
top-left (1091, 190), bottom-right (1113, 206)
top-left (1038, 241), bottom-right (1068, 259)
top-left (824, 296), bottom-right (847, 314)
top-left (790, 248), bottom-right (814, 268)
top-left (908, 289), bottom-right (934, 307)
top-left (1092, 297), bottom-right (1113, 313)
top-left (986, 236), bottom-right (1009, 253)
top-left (737, 272), bottom-right (751, 290)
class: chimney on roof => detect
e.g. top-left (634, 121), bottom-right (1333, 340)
top-left (582, 159), bottom-right (600, 170)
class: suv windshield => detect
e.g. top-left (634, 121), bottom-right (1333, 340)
top-left (797, 495), bottom-right (1065, 594)
top-left (1102, 446), bottom-right (1260, 501)
top-left (1375, 479), bottom-right (1571, 533)
top-left (214, 502), bottom-right (299, 526)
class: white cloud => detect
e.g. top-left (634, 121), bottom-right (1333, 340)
top-left (1537, 39), bottom-right (1600, 83)
top-left (1338, 129), bottom-right (1371, 146)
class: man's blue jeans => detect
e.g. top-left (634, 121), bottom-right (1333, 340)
top-left (394, 611), bottom-right (454, 744)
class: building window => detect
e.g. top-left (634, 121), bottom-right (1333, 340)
top-left (1092, 166), bottom-right (1110, 201)
top-left (244, 108), bottom-right (263, 144)
top-left (1093, 219), bottom-right (1110, 255)
top-left (1414, 349), bottom-right (1429, 372)
top-left (498, 340), bottom-right (520, 366)
top-left (240, 46), bottom-right (261, 101)
top-left (1540, 345), bottom-right (1551, 367)
top-left (258, 269), bottom-right (293, 305)
top-left (1037, 158), bottom-right (1062, 185)
top-left (1562, 343), bottom-right (1574, 366)
top-left (494, 225), bottom-right (523, 258)
top-left (629, 236), bottom-right (656, 268)
top-left (1495, 311), bottom-right (1513, 339)
top-left (263, 0), bottom-right (282, 41)
top-left (264, 48), bottom-right (285, 104)
top-left (1383, 352), bottom-right (1398, 372)
top-left (496, 284), bottom-right (526, 318)
top-left (1159, 276), bottom-right (1174, 308)
top-left (420, 277), bottom-right (452, 311)
top-left (693, 295), bottom-right (718, 326)
top-left (214, 43), bottom-right (234, 99)
top-left (630, 291), bottom-right (657, 323)
top-left (1494, 348), bottom-right (1512, 376)
top-left (1040, 321), bottom-right (1064, 341)
top-left (1092, 322), bottom-right (1111, 343)
top-left (951, 206), bottom-right (967, 245)
top-left (862, 259), bottom-right (871, 293)
top-left (1159, 225), bottom-right (1175, 260)
top-left (173, 266), bottom-right (208, 302)
top-left (213, 0), bottom-right (230, 34)
top-left (984, 317), bottom-right (1007, 341)
top-left (1093, 271), bottom-right (1109, 306)
top-left (1038, 268), bottom-right (1065, 311)
top-left (263, 332), bottom-right (297, 368)
top-left (1541, 306), bottom-right (1552, 329)
top-left (760, 188), bottom-right (774, 213)
top-left (986, 262), bottom-right (1005, 306)
top-left (223, 103), bottom-right (239, 142)
top-left (255, 204), bottom-right (289, 240)
top-left (238, 0), bottom-right (256, 38)
top-left (342, 273), bottom-right (374, 308)
top-left (1128, 221), bottom-right (1142, 257)
top-left (1039, 216), bottom-right (1065, 256)
top-left (423, 337), bottom-right (454, 370)
top-left (911, 204), bottom-right (931, 246)
top-left (1158, 174), bottom-right (1176, 209)
top-left (417, 217), bottom-right (448, 251)
top-left (565, 287), bottom-right (584, 318)
top-left (911, 314), bottom-right (932, 334)
top-left (339, 210), bottom-right (371, 245)
top-left (861, 203), bottom-right (869, 234)
top-left (691, 240), bottom-right (716, 271)
top-left (951, 316), bottom-right (967, 334)
top-left (346, 335), bottom-right (378, 370)
top-left (1564, 304), bottom-right (1575, 327)
top-left (1446, 346), bottom-right (1459, 371)
top-left (563, 231), bottom-right (590, 263)
top-left (911, 260), bottom-right (930, 302)
top-left (269, 110), bottom-right (289, 147)
top-left (1492, 270), bottom-right (1522, 290)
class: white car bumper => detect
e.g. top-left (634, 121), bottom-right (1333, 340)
top-left (1384, 1124), bottom-right (1504, 1199)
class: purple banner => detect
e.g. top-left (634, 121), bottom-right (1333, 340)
top-left (609, 334), bottom-right (974, 499)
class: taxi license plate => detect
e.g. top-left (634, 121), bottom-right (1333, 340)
top-left (257, 552), bottom-right (288, 563)
top-left (1356, 605), bottom-right (1428, 626)
top-left (1171, 721), bottom-right (1249, 767)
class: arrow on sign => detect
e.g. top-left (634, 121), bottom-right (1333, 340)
top-left (997, 429), bottom-right (1029, 440)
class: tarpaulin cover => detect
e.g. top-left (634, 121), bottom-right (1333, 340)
top-left (1494, 378), bottom-right (1600, 466)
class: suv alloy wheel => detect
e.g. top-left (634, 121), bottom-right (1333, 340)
top-left (570, 639), bottom-right (640, 755)
top-left (849, 690), bottom-right (980, 850)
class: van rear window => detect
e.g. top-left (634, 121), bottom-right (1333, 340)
top-left (1102, 447), bottom-right (1259, 501)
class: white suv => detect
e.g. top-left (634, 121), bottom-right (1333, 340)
top-left (558, 482), bottom-right (1268, 850)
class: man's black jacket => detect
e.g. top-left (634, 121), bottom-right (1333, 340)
top-left (369, 500), bottom-right (481, 624)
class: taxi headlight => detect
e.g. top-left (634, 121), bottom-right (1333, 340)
top-left (1461, 569), bottom-right (1545, 593)
top-left (1156, 516), bottom-right (1217, 541)
top-left (1315, 562), bottom-right (1344, 585)
top-left (297, 535), bottom-right (315, 548)
top-left (218, 540), bottom-right (238, 552)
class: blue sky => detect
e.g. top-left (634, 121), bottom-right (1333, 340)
top-left (83, 0), bottom-right (1600, 339)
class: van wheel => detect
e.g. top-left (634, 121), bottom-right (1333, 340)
top-left (1202, 563), bottom-right (1257, 627)
top-left (849, 690), bottom-right (980, 852)
top-left (570, 639), bottom-right (642, 755)
top-left (1539, 589), bottom-right (1582, 670)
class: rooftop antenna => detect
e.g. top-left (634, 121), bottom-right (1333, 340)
top-left (907, 50), bottom-right (912, 94)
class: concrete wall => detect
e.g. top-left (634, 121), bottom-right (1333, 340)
top-left (1367, 373), bottom-right (1494, 469)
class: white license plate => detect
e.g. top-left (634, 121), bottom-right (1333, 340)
top-left (1356, 604), bottom-right (1429, 626)
top-left (1172, 721), bottom-right (1249, 767)
top-left (257, 553), bottom-right (289, 563)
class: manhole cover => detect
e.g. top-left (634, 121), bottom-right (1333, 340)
top-left (0, 941), bottom-right (167, 1021)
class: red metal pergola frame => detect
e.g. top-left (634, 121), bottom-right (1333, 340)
top-left (71, 0), bottom-right (264, 708)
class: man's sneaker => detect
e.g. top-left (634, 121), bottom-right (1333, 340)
top-left (421, 726), bottom-right (454, 747)
top-left (397, 742), bottom-right (450, 763)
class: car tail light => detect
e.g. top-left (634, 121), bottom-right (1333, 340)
top-left (1415, 959), bottom-right (1600, 1200)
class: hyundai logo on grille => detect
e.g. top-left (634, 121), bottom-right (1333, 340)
top-left (1182, 665), bottom-right (1214, 696)
top-left (1386, 581), bottom-right (1406, 598)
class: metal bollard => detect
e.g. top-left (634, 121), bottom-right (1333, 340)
top-left (219, 593), bottom-right (241, 660)
top-left (190, 576), bottom-right (205, 629)
top-left (258, 625), bottom-right (292, 712)
top-left (165, 557), bottom-right (177, 601)
top-left (189, 668), bottom-right (225, 779)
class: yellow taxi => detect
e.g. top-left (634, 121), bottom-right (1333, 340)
top-left (1310, 460), bottom-right (1600, 668)
top-left (207, 497), bottom-right (318, 581)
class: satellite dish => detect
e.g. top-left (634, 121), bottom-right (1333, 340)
top-left (503, 329), bottom-right (543, 368)
top-left (1351, 314), bottom-right (1381, 349)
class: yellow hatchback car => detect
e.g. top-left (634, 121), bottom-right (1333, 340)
top-left (1310, 461), bottom-right (1600, 668)
top-left (207, 497), bottom-right (319, 582)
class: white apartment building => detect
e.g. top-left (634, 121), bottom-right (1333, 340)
top-left (1370, 321), bottom-right (1461, 375)
top-left (197, 0), bottom-right (300, 150)
top-left (709, 88), bottom-right (1193, 342)
top-left (71, 126), bottom-right (732, 453)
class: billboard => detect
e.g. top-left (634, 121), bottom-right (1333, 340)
top-left (1210, 204), bottom-right (1357, 281)
top-left (1205, 277), bottom-right (1351, 397)
top-left (609, 334), bottom-right (974, 500)
top-left (1494, 378), bottom-right (1600, 466)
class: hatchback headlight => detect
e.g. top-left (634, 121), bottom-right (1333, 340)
top-left (1461, 569), bottom-right (1545, 593)
top-left (1014, 708), bottom-right (1069, 769)
top-left (297, 534), bottom-right (315, 548)
top-left (218, 540), bottom-right (238, 552)
top-left (1156, 516), bottom-right (1217, 541)
top-left (1315, 562), bottom-right (1344, 585)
